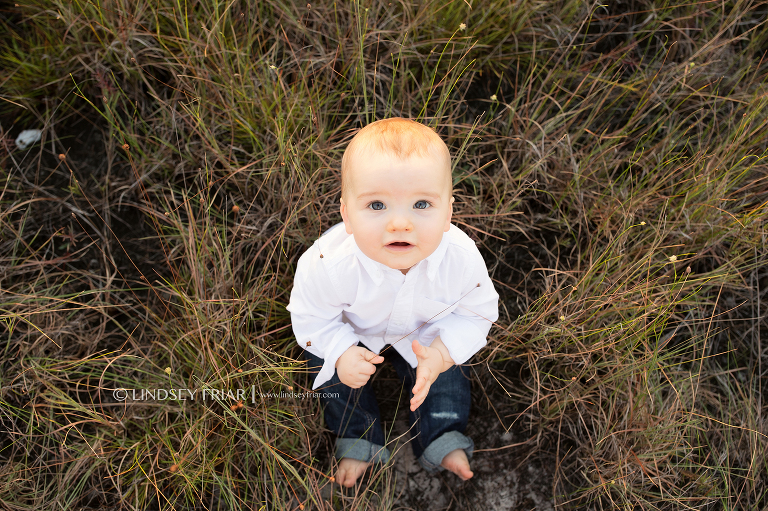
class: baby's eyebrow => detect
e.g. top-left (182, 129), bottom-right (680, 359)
top-left (356, 191), bottom-right (442, 200)
top-left (356, 191), bottom-right (385, 200)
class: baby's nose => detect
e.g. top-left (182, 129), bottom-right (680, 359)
top-left (387, 215), bottom-right (413, 232)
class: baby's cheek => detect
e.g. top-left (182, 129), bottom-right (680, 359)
top-left (362, 217), bottom-right (385, 235)
top-left (420, 227), bottom-right (443, 251)
top-left (359, 230), bottom-right (381, 250)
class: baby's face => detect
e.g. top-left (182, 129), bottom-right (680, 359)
top-left (340, 149), bottom-right (453, 273)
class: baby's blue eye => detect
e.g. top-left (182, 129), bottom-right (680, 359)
top-left (368, 201), bottom-right (386, 211)
top-left (414, 200), bottom-right (431, 210)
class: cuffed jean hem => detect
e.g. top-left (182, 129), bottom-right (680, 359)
top-left (417, 431), bottom-right (474, 474)
top-left (335, 438), bottom-right (392, 464)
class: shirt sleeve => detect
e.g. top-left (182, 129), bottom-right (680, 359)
top-left (286, 243), bottom-right (360, 390)
top-left (420, 247), bottom-right (499, 365)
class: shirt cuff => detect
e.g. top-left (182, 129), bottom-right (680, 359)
top-left (422, 315), bottom-right (487, 365)
top-left (311, 330), bottom-right (360, 390)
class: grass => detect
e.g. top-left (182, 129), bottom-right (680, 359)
top-left (1, 0), bottom-right (767, 509)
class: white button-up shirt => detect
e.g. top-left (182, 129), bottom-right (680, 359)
top-left (287, 223), bottom-right (499, 390)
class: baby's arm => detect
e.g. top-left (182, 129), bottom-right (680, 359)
top-left (410, 336), bottom-right (454, 411)
top-left (411, 241), bottom-right (499, 410)
top-left (335, 345), bottom-right (384, 388)
top-left (287, 243), bottom-right (364, 390)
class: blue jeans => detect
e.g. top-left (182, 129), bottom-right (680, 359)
top-left (304, 346), bottom-right (474, 473)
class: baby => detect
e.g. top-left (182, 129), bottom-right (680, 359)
top-left (287, 117), bottom-right (498, 487)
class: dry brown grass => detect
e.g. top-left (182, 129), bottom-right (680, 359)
top-left (1, 0), bottom-right (766, 509)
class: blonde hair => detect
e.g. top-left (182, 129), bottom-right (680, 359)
top-left (341, 117), bottom-right (451, 199)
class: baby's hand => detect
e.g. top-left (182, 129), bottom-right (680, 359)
top-left (335, 345), bottom-right (384, 389)
top-left (410, 339), bottom-right (453, 411)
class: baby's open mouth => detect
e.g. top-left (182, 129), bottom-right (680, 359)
top-left (386, 242), bottom-right (413, 251)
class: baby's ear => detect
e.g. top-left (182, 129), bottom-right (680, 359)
top-left (340, 198), bottom-right (354, 234)
top-left (444, 196), bottom-right (454, 231)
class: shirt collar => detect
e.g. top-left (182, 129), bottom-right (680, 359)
top-left (424, 231), bottom-right (450, 280)
top-left (351, 231), bottom-right (449, 284)
top-left (353, 244), bottom-right (386, 286)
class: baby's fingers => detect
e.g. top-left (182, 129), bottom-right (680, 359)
top-left (410, 385), bottom-right (428, 411)
top-left (411, 377), bottom-right (422, 396)
top-left (410, 397), bottom-right (425, 412)
top-left (351, 373), bottom-right (371, 388)
top-left (362, 350), bottom-right (384, 364)
top-left (411, 375), bottom-right (428, 399)
top-left (411, 340), bottom-right (433, 362)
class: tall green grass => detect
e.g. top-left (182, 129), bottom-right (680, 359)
top-left (1, 0), bottom-right (766, 509)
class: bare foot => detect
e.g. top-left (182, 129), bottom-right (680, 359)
top-left (335, 458), bottom-right (371, 487)
top-left (441, 448), bottom-right (474, 480)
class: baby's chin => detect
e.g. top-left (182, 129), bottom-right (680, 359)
top-left (373, 255), bottom-right (419, 269)
top-left (376, 251), bottom-right (431, 271)
top-left (357, 242), bottom-right (438, 270)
